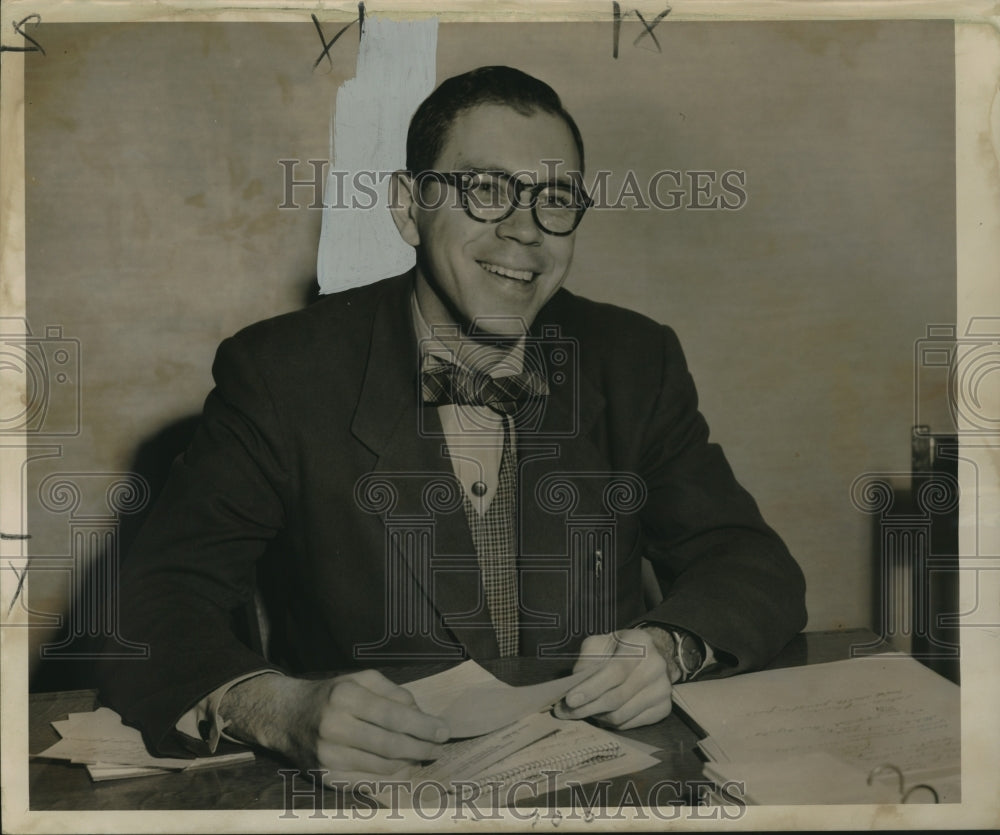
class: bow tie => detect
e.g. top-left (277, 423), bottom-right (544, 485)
top-left (421, 362), bottom-right (549, 415)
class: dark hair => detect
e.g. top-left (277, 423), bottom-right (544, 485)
top-left (405, 66), bottom-right (586, 175)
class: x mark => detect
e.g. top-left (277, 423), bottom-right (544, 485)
top-left (632, 8), bottom-right (671, 52)
top-left (312, 4), bottom-right (364, 71)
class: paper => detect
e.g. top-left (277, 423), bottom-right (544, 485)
top-left (673, 655), bottom-right (960, 785)
top-left (35, 706), bottom-right (254, 778)
top-left (412, 711), bottom-right (561, 785)
top-left (401, 660), bottom-right (499, 717)
top-left (378, 664), bottom-right (660, 809)
top-left (403, 660), bottom-right (592, 737)
top-left (372, 712), bottom-right (659, 809)
top-left (465, 717), bottom-right (660, 794)
top-left (38, 737), bottom-right (199, 769)
top-left (86, 764), bottom-right (174, 782)
top-left (432, 670), bottom-right (593, 738)
top-left (705, 753), bottom-right (900, 805)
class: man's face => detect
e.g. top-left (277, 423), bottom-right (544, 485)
top-left (408, 104), bottom-right (581, 335)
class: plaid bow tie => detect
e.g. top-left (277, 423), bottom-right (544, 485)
top-left (421, 362), bottom-right (549, 415)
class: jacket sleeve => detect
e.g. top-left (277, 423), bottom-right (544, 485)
top-left (630, 325), bottom-right (807, 672)
top-left (97, 334), bottom-right (290, 757)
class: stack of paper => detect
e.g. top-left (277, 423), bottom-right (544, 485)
top-left (35, 707), bottom-right (254, 782)
top-left (671, 654), bottom-right (960, 804)
top-left (703, 753), bottom-right (899, 804)
top-left (374, 711), bottom-right (659, 809)
top-left (369, 661), bottom-right (660, 808)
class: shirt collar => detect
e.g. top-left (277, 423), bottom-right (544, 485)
top-left (410, 291), bottom-right (526, 378)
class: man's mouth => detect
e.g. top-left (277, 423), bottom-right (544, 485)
top-left (477, 261), bottom-right (537, 282)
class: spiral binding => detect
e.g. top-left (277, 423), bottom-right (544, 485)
top-left (469, 741), bottom-right (622, 789)
top-left (867, 763), bottom-right (940, 803)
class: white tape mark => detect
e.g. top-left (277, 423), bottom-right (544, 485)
top-left (317, 15), bottom-right (437, 295)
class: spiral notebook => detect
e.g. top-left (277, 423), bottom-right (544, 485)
top-left (372, 711), bottom-right (659, 809)
top-left (371, 663), bottom-right (660, 808)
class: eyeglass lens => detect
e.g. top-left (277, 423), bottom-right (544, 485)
top-left (464, 172), bottom-right (584, 234)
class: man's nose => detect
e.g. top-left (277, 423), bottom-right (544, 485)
top-left (495, 205), bottom-right (543, 245)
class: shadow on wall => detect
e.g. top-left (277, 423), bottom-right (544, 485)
top-left (30, 278), bottom-right (323, 693)
top-left (30, 414), bottom-right (202, 693)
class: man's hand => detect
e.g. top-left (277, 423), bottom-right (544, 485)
top-left (552, 629), bottom-right (677, 730)
top-left (220, 669), bottom-right (450, 787)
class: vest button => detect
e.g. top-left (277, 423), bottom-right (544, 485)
top-left (471, 481), bottom-right (488, 497)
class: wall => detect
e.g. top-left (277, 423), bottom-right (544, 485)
top-left (22, 20), bottom-right (955, 684)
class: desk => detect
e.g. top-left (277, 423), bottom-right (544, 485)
top-left (29, 629), bottom-right (877, 811)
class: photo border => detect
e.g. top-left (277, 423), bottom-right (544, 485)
top-left (2, 1), bottom-right (997, 831)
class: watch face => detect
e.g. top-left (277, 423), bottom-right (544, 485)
top-left (678, 634), bottom-right (704, 671)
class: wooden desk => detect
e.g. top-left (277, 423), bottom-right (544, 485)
top-left (28, 629), bottom-right (878, 811)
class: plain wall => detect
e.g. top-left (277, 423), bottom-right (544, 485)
top-left (23, 20), bottom-right (955, 682)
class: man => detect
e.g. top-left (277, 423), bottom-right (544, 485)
top-left (100, 66), bottom-right (806, 787)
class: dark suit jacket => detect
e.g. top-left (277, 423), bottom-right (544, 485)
top-left (100, 272), bottom-right (806, 755)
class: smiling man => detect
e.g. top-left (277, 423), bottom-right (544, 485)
top-left (101, 66), bottom-right (806, 788)
top-left (399, 102), bottom-right (579, 332)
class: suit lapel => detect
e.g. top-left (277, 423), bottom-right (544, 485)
top-left (350, 275), bottom-right (498, 660)
top-left (517, 310), bottom-right (623, 656)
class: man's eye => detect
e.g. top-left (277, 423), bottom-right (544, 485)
top-left (468, 178), bottom-right (505, 205)
top-left (473, 179), bottom-right (500, 194)
top-left (540, 190), bottom-right (575, 209)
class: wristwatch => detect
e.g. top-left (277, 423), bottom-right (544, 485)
top-left (640, 623), bottom-right (707, 682)
top-left (670, 629), bottom-right (706, 681)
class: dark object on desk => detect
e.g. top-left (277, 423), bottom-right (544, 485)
top-left (910, 429), bottom-right (960, 684)
top-left (860, 428), bottom-right (959, 684)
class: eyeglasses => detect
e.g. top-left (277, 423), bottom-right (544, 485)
top-left (418, 170), bottom-right (592, 236)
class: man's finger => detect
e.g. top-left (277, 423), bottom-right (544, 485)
top-left (610, 630), bottom-right (653, 661)
top-left (558, 672), bottom-right (636, 720)
top-left (597, 677), bottom-right (671, 728)
top-left (560, 681), bottom-right (635, 719)
top-left (325, 679), bottom-right (449, 742)
top-left (613, 699), bottom-right (672, 731)
top-left (562, 661), bottom-right (633, 711)
top-left (573, 633), bottom-right (619, 666)
top-left (351, 691), bottom-right (450, 743)
top-left (382, 688), bottom-right (418, 706)
top-left (334, 716), bottom-right (446, 762)
top-left (315, 740), bottom-right (416, 778)
top-left (561, 642), bottom-right (669, 718)
top-left (348, 669), bottom-right (418, 705)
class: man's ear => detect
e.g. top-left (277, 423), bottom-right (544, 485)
top-left (388, 171), bottom-right (421, 247)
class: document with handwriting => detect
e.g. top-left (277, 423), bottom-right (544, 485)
top-left (672, 654), bottom-right (960, 792)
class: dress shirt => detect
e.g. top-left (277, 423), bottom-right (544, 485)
top-left (411, 291), bottom-right (527, 516)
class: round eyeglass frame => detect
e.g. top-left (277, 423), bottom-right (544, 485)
top-left (415, 170), bottom-right (593, 236)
